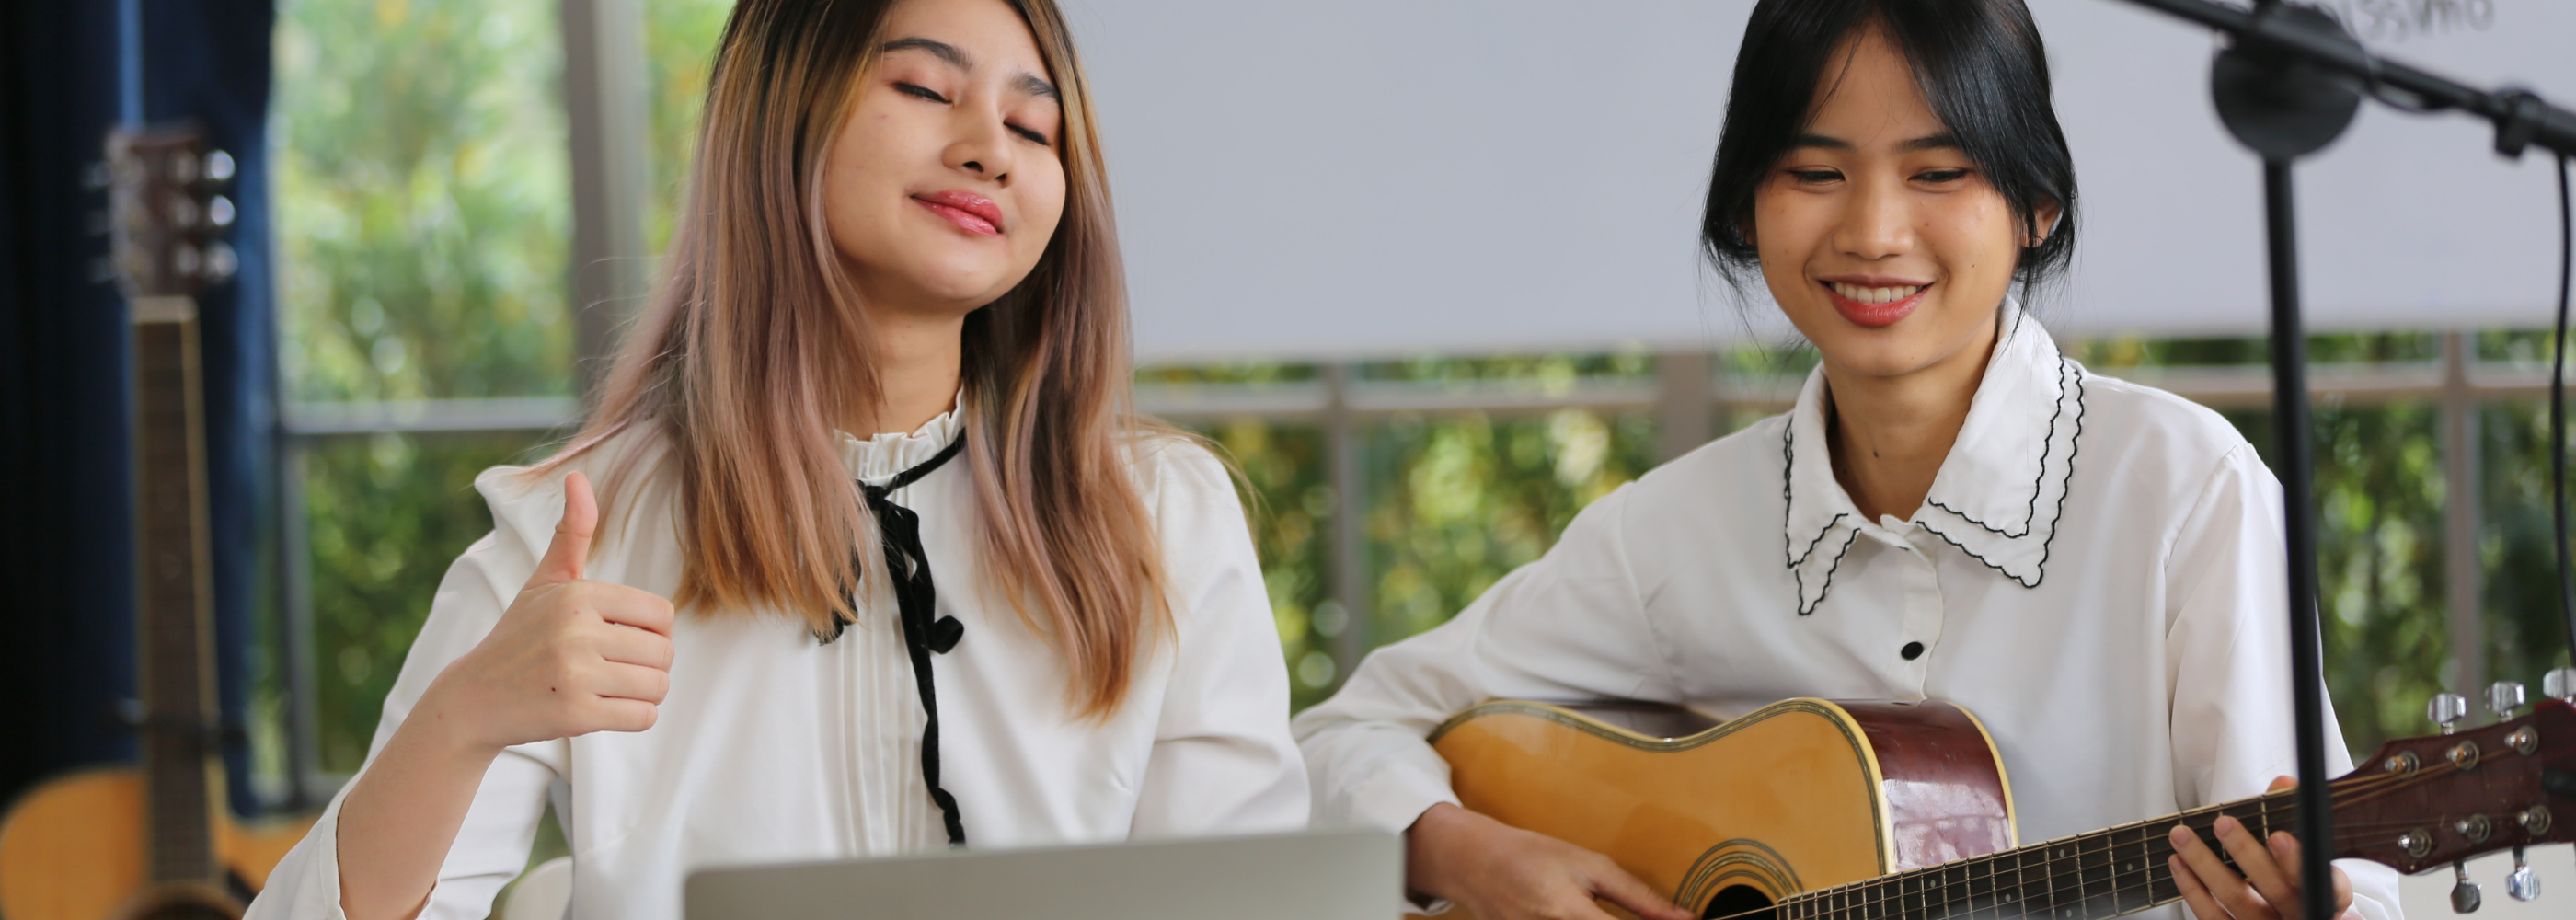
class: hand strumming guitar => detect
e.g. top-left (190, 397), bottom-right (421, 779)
top-left (1407, 801), bottom-right (1696, 920)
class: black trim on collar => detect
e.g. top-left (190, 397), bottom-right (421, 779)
top-left (1779, 333), bottom-right (2087, 614)
top-left (1925, 357), bottom-right (2082, 538)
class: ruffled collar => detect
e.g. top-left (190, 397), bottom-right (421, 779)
top-left (1781, 303), bottom-right (2086, 614)
top-left (835, 400), bottom-right (965, 485)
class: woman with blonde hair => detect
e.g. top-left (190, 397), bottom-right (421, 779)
top-left (249, 1), bottom-right (1305, 917)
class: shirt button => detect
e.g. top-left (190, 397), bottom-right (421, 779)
top-left (1901, 641), bottom-right (1925, 661)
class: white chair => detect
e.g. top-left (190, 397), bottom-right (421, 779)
top-left (500, 856), bottom-right (572, 920)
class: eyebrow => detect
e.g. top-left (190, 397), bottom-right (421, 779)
top-left (1788, 132), bottom-right (1961, 152)
top-left (880, 36), bottom-right (1059, 102)
top-left (881, 37), bottom-right (969, 69)
top-left (1015, 73), bottom-right (1060, 102)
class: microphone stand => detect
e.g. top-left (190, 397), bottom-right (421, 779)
top-left (2102, 4), bottom-right (2576, 920)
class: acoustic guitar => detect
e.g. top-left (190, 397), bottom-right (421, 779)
top-left (0, 126), bottom-right (315, 919)
top-left (1429, 694), bottom-right (2576, 920)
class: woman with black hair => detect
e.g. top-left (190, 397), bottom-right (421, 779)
top-left (1293, 3), bottom-right (2404, 920)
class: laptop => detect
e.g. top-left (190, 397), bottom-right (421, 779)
top-left (684, 828), bottom-right (1402, 919)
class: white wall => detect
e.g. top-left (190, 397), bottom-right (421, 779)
top-left (1063, 0), bottom-right (2575, 361)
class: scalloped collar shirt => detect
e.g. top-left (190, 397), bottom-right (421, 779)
top-left (247, 408), bottom-right (1308, 920)
top-left (1292, 305), bottom-right (2398, 920)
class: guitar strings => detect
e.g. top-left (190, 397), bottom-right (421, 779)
top-left (1750, 813), bottom-right (2441, 920)
top-left (1708, 762), bottom-right (2501, 920)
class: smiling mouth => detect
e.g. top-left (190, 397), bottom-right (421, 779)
top-left (914, 190), bottom-right (1005, 236)
top-left (1826, 281), bottom-right (1927, 305)
top-left (1821, 280), bottom-right (1930, 328)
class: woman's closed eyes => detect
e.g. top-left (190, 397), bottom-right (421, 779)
top-left (891, 80), bottom-right (1054, 146)
top-left (1781, 167), bottom-right (1975, 187)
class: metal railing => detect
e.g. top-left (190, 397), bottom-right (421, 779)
top-left (271, 332), bottom-right (2539, 804)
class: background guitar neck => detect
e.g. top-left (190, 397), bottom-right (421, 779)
top-left (109, 123), bottom-right (232, 889)
top-left (132, 296), bottom-right (220, 886)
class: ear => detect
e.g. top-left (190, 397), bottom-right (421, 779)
top-left (2024, 201), bottom-right (2064, 247)
top-left (1738, 217), bottom-right (1757, 248)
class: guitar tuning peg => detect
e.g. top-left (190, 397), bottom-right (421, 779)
top-left (2507, 847), bottom-right (2539, 903)
top-left (2547, 667), bottom-right (2576, 703)
top-left (2488, 681), bottom-right (2527, 719)
top-left (208, 195), bottom-right (235, 229)
top-left (2452, 860), bottom-right (2484, 913)
top-left (2432, 693), bottom-right (2470, 733)
top-left (203, 242), bottom-right (237, 283)
top-left (203, 149), bottom-right (235, 184)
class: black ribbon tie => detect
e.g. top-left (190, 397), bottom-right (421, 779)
top-left (833, 435), bottom-right (969, 846)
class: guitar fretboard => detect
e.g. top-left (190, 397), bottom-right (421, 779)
top-left (1778, 792), bottom-right (2289, 920)
top-left (134, 311), bottom-right (219, 885)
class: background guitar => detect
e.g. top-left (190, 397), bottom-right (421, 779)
top-left (1431, 680), bottom-right (2576, 920)
top-left (0, 125), bottom-right (316, 920)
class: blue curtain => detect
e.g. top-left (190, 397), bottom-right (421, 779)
top-left (0, 0), bottom-right (276, 818)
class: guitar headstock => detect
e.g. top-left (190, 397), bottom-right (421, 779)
top-left (103, 125), bottom-right (236, 302)
top-left (2332, 695), bottom-right (2576, 875)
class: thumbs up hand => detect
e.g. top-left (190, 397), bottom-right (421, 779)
top-left (419, 471), bottom-right (678, 754)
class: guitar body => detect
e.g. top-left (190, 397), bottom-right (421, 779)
top-left (1436, 696), bottom-right (2576, 920)
top-left (0, 768), bottom-right (315, 920)
top-left (1429, 698), bottom-right (2016, 918)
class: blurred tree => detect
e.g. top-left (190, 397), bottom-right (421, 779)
top-left (303, 433), bottom-right (543, 771)
top-left (1359, 353), bottom-right (1657, 652)
top-left (642, 0), bottom-right (736, 255)
top-left (271, 0), bottom-right (578, 774)
top-left (272, 0), bottom-right (573, 403)
top-left (2478, 399), bottom-right (2576, 692)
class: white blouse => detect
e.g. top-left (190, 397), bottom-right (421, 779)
top-left (249, 409), bottom-right (1309, 920)
top-left (1292, 306), bottom-right (2400, 920)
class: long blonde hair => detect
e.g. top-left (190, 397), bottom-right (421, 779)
top-left (537, 0), bottom-right (1167, 719)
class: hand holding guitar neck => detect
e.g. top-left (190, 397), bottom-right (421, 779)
top-left (2168, 776), bottom-right (2356, 920)
top-left (333, 471), bottom-right (675, 920)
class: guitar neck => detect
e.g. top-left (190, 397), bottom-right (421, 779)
top-left (132, 295), bottom-right (220, 885)
top-left (1781, 790), bottom-right (2297, 920)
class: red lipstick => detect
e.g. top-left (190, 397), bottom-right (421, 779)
top-left (914, 190), bottom-right (1004, 236)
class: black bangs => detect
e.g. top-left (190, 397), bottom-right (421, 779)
top-left (1700, 0), bottom-right (2077, 293)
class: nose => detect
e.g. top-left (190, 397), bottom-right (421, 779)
top-left (943, 105), bottom-right (1015, 186)
top-left (1832, 174), bottom-right (1915, 261)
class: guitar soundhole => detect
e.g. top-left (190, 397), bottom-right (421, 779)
top-left (1703, 884), bottom-right (1776, 920)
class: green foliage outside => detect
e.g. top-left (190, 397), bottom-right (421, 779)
top-left (303, 433), bottom-right (544, 771)
top-left (641, 0), bottom-right (736, 254)
top-left (1356, 354), bottom-right (1661, 653)
top-left (271, 0), bottom-right (572, 403)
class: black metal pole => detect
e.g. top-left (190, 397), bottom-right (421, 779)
top-left (2556, 157), bottom-right (2576, 669)
top-left (2261, 159), bottom-right (2338, 920)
